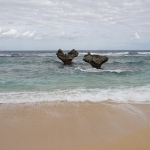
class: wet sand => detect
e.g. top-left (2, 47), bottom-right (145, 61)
top-left (0, 101), bottom-right (150, 150)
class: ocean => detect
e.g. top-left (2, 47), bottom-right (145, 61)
top-left (0, 50), bottom-right (150, 104)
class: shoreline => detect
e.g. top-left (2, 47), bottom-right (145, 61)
top-left (0, 101), bottom-right (150, 150)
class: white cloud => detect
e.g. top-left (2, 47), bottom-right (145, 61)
top-left (2, 29), bottom-right (18, 36)
top-left (21, 31), bottom-right (35, 38)
top-left (131, 32), bottom-right (140, 40)
top-left (135, 32), bottom-right (140, 39)
top-left (34, 36), bottom-right (42, 40)
top-left (58, 31), bottom-right (82, 39)
top-left (0, 0), bottom-right (150, 50)
top-left (0, 28), bottom-right (36, 39)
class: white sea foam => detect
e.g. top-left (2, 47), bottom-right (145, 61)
top-left (76, 67), bottom-right (130, 73)
top-left (0, 54), bottom-right (11, 57)
top-left (37, 53), bottom-right (56, 57)
top-left (0, 86), bottom-right (150, 104)
top-left (78, 53), bottom-right (87, 56)
top-left (0, 53), bottom-right (57, 57)
top-left (138, 52), bottom-right (150, 55)
top-left (93, 52), bottom-right (129, 56)
top-left (79, 52), bottom-right (129, 56)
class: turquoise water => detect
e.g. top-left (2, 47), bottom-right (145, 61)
top-left (0, 50), bottom-right (150, 103)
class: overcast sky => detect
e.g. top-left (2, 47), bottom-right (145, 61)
top-left (0, 0), bottom-right (150, 50)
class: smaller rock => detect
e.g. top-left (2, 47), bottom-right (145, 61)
top-left (56, 49), bottom-right (78, 65)
top-left (83, 52), bottom-right (108, 69)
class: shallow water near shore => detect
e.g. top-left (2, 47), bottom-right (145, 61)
top-left (0, 50), bottom-right (150, 103)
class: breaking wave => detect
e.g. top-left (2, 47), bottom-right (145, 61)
top-left (138, 52), bottom-right (150, 55)
top-left (79, 52), bottom-right (129, 56)
top-left (75, 67), bottom-right (132, 73)
top-left (1, 51), bottom-right (150, 58)
top-left (0, 86), bottom-right (150, 104)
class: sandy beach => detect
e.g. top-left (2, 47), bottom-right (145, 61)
top-left (0, 101), bottom-right (150, 150)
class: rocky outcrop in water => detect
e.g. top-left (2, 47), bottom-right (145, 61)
top-left (83, 52), bottom-right (108, 69)
top-left (56, 49), bottom-right (78, 65)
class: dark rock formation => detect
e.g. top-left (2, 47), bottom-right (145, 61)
top-left (83, 52), bottom-right (108, 69)
top-left (56, 49), bottom-right (78, 65)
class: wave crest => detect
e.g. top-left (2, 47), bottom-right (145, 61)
top-left (0, 86), bottom-right (150, 104)
top-left (138, 52), bottom-right (150, 55)
top-left (75, 67), bottom-right (132, 73)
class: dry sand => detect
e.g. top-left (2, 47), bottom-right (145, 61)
top-left (0, 101), bottom-right (150, 150)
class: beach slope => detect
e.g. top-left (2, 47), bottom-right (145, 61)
top-left (0, 102), bottom-right (150, 150)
